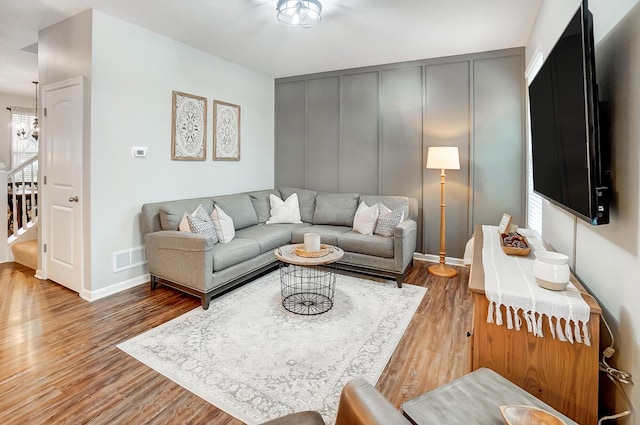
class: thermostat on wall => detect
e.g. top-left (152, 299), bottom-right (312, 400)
top-left (132, 146), bottom-right (149, 158)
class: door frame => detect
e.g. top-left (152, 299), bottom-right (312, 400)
top-left (39, 76), bottom-right (86, 297)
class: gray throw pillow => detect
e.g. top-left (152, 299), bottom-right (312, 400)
top-left (374, 203), bottom-right (404, 237)
top-left (187, 205), bottom-right (219, 243)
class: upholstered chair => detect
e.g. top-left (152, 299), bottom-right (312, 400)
top-left (259, 378), bottom-right (411, 425)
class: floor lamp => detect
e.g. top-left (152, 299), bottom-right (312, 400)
top-left (426, 146), bottom-right (460, 278)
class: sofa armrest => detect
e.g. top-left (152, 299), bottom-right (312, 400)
top-left (145, 231), bottom-right (215, 292)
top-left (336, 378), bottom-right (411, 425)
top-left (393, 219), bottom-right (417, 273)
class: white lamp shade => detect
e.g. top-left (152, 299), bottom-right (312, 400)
top-left (426, 146), bottom-right (460, 170)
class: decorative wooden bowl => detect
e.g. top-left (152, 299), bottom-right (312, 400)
top-left (293, 244), bottom-right (332, 258)
top-left (500, 232), bottom-right (531, 256)
top-left (500, 405), bottom-right (567, 425)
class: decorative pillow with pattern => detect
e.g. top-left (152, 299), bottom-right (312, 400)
top-left (374, 203), bottom-right (405, 237)
top-left (186, 205), bottom-right (218, 243)
top-left (211, 205), bottom-right (235, 243)
top-left (179, 204), bottom-right (210, 233)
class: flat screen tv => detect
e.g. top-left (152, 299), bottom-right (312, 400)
top-left (528, 0), bottom-right (610, 225)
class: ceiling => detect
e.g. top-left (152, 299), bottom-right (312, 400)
top-left (0, 0), bottom-right (542, 97)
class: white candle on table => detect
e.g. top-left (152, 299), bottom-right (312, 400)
top-left (304, 233), bottom-right (321, 252)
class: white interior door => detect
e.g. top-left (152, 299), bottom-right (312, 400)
top-left (42, 78), bottom-right (84, 294)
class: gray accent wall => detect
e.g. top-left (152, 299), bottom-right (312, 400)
top-left (275, 48), bottom-right (525, 257)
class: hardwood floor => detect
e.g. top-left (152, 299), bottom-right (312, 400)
top-left (0, 260), bottom-right (472, 424)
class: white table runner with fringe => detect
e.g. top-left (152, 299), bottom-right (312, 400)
top-left (481, 225), bottom-right (591, 345)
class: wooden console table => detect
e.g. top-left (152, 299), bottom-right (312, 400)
top-left (469, 225), bottom-right (601, 425)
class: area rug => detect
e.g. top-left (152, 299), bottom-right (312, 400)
top-left (118, 270), bottom-right (426, 424)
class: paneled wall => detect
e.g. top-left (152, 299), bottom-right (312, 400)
top-left (275, 48), bottom-right (525, 257)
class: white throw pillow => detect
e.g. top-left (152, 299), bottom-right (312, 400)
top-left (211, 205), bottom-right (235, 243)
top-left (266, 193), bottom-right (303, 224)
top-left (178, 213), bottom-right (191, 232)
top-left (352, 201), bottom-right (379, 235)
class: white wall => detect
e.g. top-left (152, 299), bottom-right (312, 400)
top-left (0, 93), bottom-right (35, 168)
top-left (526, 0), bottom-right (640, 420)
top-left (89, 11), bottom-right (275, 292)
top-left (38, 10), bottom-right (93, 289)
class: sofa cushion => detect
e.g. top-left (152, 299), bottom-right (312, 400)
top-left (338, 232), bottom-right (394, 258)
top-left (279, 187), bottom-right (318, 223)
top-left (212, 238), bottom-right (261, 271)
top-left (159, 198), bottom-right (214, 231)
top-left (212, 194), bottom-right (258, 230)
top-left (247, 189), bottom-right (281, 223)
top-left (211, 206), bottom-right (235, 243)
top-left (235, 224), bottom-right (293, 254)
top-left (312, 192), bottom-right (359, 226)
top-left (291, 225), bottom-right (353, 246)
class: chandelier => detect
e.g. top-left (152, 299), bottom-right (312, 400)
top-left (276, 0), bottom-right (322, 28)
top-left (16, 81), bottom-right (39, 141)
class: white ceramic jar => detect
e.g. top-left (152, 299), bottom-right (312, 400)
top-left (533, 251), bottom-right (570, 291)
top-left (303, 233), bottom-right (321, 252)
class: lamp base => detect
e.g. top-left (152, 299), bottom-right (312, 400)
top-left (428, 263), bottom-right (458, 278)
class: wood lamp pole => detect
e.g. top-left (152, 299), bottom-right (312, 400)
top-left (426, 146), bottom-right (460, 278)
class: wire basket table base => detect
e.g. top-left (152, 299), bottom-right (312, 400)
top-left (279, 263), bottom-right (337, 315)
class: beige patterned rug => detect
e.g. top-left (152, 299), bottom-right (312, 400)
top-left (118, 270), bottom-right (426, 424)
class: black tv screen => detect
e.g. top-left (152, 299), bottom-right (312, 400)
top-left (529, 0), bottom-right (609, 225)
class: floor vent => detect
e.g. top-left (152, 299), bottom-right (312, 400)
top-left (113, 247), bottom-right (147, 273)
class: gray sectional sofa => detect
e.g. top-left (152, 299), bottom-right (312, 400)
top-left (140, 187), bottom-right (418, 309)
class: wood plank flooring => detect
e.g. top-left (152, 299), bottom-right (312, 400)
top-left (0, 260), bottom-right (472, 424)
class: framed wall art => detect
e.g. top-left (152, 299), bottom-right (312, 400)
top-left (171, 91), bottom-right (207, 160)
top-left (213, 100), bottom-right (241, 161)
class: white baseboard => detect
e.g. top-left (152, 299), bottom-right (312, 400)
top-left (413, 253), bottom-right (466, 267)
top-left (82, 273), bottom-right (150, 302)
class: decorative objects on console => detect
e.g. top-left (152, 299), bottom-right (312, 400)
top-left (425, 146), bottom-right (460, 277)
top-left (532, 251), bottom-right (570, 291)
top-left (481, 225), bottom-right (590, 343)
top-left (469, 225), bottom-right (601, 425)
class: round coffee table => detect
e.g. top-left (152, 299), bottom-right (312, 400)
top-left (274, 244), bottom-right (344, 315)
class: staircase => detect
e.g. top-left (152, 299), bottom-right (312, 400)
top-left (12, 239), bottom-right (37, 270)
top-left (1, 156), bottom-right (39, 271)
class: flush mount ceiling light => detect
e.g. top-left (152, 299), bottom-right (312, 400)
top-left (276, 0), bottom-right (322, 28)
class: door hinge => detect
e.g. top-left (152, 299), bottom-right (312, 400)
top-left (43, 244), bottom-right (47, 253)
top-left (44, 107), bottom-right (47, 117)
top-left (43, 176), bottom-right (47, 185)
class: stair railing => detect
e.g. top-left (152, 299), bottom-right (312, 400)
top-left (5, 155), bottom-right (39, 239)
